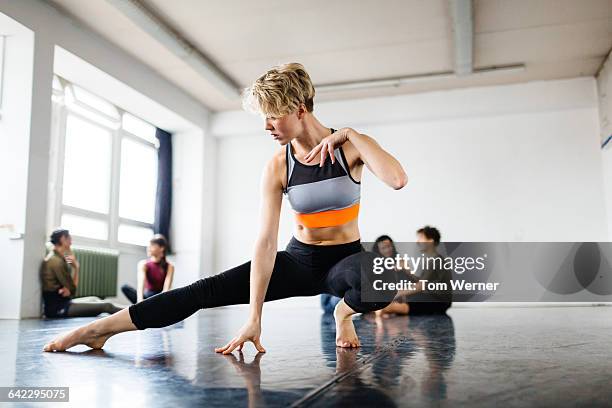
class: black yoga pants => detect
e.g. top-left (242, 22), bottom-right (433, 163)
top-left (128, 237), bottom-right (396, 330)
top-left (121, 284), bottom-right (160, 305)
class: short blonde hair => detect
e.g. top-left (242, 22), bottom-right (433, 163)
top-left (242, 62), bottom-right (315, 118)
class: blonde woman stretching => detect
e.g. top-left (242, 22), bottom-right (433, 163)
top-left (43, 63), bottom-right (407, 353)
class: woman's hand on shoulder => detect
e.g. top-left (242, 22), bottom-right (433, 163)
top-left (215, 319), bottom-right (266, 355)
top-left (304, 127), bottom-right (356, 167)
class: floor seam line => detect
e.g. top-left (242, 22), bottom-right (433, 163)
top-left (288, 335), bottom-right (411, 407)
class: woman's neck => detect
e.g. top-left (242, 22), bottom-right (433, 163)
top-left (292, 115), bottom-right (331, 152)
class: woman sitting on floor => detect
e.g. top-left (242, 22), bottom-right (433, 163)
top-left (121, 234), bottom-right (175, 304)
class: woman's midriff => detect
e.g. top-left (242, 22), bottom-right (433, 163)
top-left (294, 217), bottom-right (360, 245)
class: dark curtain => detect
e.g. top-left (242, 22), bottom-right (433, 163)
top-left (154, 128), bottom-right (172, 253)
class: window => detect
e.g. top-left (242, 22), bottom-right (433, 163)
top-left (119, 137), bottom-right (157, 223)
top-left (51, 76), bottom-right (157, 247)
top-left (62, 115), bottom-right (113, 214)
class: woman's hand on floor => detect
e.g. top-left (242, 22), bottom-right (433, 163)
top-left (215, 320), bottom-right (266, 355)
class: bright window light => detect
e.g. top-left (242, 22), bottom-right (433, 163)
top-left (62, 114), bottom-right (112, 214)
top-left (122, 112), bottom-right (157, 144)
top-left (118, 224), bottom-right (154, 246)
top-left (53, 77), bottom-right (160, 248)
top-left (61, 213), bottom-right (108, 241)
top-left (119, 138), bottom-right (157, 223)
top-left (52, 75), bottom-right (63, 92)
top-left (65, 86), bottom-right (120, 129)
top-left (71, 84), bottom-right (120, 120)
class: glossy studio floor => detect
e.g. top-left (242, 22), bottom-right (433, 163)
top-left (1, 303), bottom-right (611, 407)
top-left (3, 1), bottom-right (612, 407)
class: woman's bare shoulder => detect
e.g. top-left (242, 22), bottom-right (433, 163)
top-left (263, 146), bottom-right (288, 185)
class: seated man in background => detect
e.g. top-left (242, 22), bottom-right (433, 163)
top-left (41, 229), bottom-right (124, 318)
top-left (375, 226), bottom-right (452, 316)
top-left (121, 234), bottom-right (174, 304)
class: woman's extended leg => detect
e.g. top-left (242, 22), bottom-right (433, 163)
top-left (43, 261), bottom-right (252, 351)
top-left (44, 251), bottom-right (315, 352)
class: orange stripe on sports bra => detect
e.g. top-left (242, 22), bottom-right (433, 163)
top-left (295, 203), bottom-right (360, 228)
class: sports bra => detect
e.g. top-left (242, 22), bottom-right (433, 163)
top-left (283, 128), bottom-right (361, 228)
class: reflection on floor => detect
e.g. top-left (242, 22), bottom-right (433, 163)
top-left (0, 305), bottom-right (611, 407)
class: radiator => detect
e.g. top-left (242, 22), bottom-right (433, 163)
top-left (72, 246), bottom-right (118, 298)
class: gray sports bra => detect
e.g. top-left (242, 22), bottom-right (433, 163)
top-left (283, 128), bottom-right (361, 228)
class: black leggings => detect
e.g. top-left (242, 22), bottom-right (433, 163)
top-left (42, 291), bottom-right (122, 318)
top-left (128, 237), bottom-right (395, 330)
top-left (120, 284), bottom-right (160, 305)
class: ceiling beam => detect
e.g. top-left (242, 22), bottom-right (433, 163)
top-left (316, 64), bottom-right (525, 93)
top-left (105, 0), bottom-right (241, 99)
top-left (449, 0), bottom-right (474, 76)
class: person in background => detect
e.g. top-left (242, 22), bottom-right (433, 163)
top-left (375, 226), bottom-right (452, 316)
top-left (41, 229), bottom-right (124, 318)
top-left (320, 235), bottom-right (400, 313)
top-left (372, 234), bottom-right (398, 259)
top-left (121, 234), bottom-right (174, 304)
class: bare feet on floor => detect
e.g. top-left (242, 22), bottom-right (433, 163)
top-left (42, 323), bottom-right (113, 352)
top-left (334, 303), bottom-right (361, 348)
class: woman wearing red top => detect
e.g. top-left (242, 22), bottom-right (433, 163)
top-left (121, 235), bottom-right (175, 304)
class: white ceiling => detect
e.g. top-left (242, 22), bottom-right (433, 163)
top-left (49, 0), bottom-right (612, 112)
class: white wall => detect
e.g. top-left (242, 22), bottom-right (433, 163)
top-left (211, 77), bottom-right (607, 276)
top-left (170, 128), bottom-right (206, 288)
top-left (0, 0), bottom-right (214, 317)
top-left (0, 14), bottom-right (35, 318)
top-left (597, 50), bottom-right (612, 241)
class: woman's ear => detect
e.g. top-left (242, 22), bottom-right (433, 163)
top-left (296, 104), bottom-right (307, 119)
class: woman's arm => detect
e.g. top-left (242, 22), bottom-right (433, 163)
top-left (304, 127), bottom-right (407, 190)
top-left (216, 155), bottom-right (283, 355)
top-left (162, 264), bottom-right (174, 292)
top-left (65, 251), bottom-right (80, 288)
top-left (394, 265), bottom-right (445, 299)
top-left (50, 259), bottom-right (77, 297)
top-left (346, 129), bottom-right (407, 190)
top-left (394, 281), bottom-right (425, 299)
top-left (136, 260), bottom-right (146, 303)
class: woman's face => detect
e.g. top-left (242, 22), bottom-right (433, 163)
top-left (264, 108), bottom-right (304, 145)
top-left (377, 239), bottom-right (395, 258)
top-left (147, 243), bottom-right (164, 258)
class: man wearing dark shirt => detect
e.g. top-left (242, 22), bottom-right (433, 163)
top-left (41, 229), bottom-right (123, 318)
top-left (375, 226), bottom-right (452, 316)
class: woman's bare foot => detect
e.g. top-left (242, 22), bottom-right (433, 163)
top-left (43, 308), bottom-right (137, 352)
top-left (333, 300), bottom-right (361, 348)
top-left (377, 302), bottom-right (409, 316)
top-left (42, 323), bottom-right (112, 352)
